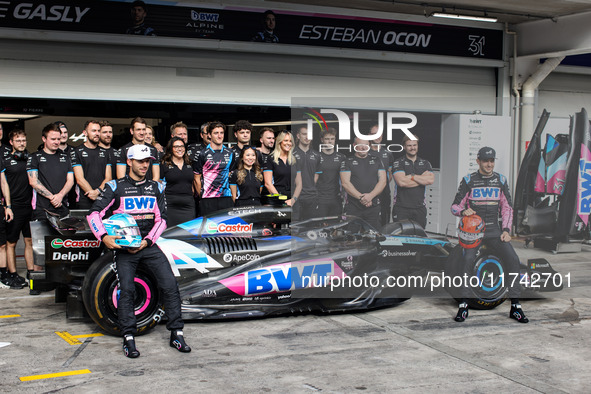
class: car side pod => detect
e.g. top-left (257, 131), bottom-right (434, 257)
top-left (524, 258), bottom-right (564, 292)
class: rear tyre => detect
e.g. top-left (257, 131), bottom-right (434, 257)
top-left (82, 253), bottom-right (162, 336)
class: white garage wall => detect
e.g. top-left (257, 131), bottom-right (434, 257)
top-left (538, 71), bottom-right (591, 118)
top-left (0, 37), bottom-right (498, 112)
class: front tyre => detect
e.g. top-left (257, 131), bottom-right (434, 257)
top-left (464, 254), bottom-right (508, 309)
top-left (82, 253), bottom-right (162, 336)
top-left (447, 246), bottom-right (507, 310)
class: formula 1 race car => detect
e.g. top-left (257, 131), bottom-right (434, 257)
top-left (30, 206), bottom-right (562, 336)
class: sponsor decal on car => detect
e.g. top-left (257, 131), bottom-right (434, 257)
top-left (219, 259), bottom-right (346, 296)
top-left (222, 253), bottom-right (261, 263)
top-left (379, 250), bottom-right (417, 257)
top-left (51, 238), bottom-right (101, 249)
top-left (52, 251), bottom-right (90, 261)
top-left (206, 221), bottom-right (253, 234)
top-left (227, 208), bottom-right (262, 216)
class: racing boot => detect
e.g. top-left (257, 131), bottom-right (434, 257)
top-left (123, 335), bottom-right (140, 358)
top-left (510, 304), bottom-right (529, 323)
top-left (454, 302), bottom-right (469, 322)
top-left (170, 330), bottom-right (191, 353)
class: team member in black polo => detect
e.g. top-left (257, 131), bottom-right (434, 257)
top-left (161, 137), bottom-right (195, 226)
top-left (54, 121), bottom-right (77, 209)
top-left (292, 126), bottom-right (321, 220)
top-left (4, 130), bottom-right (36, 286)
top-left (27, 123), bottom-right (74, 220)
top-left (117, 117), bottom-right (160, 182)
top-left (193, 122), bottom-right (236, 216)
top-left (263, 130), bottom-right (295, 204)
top-left (0, 143), bottom-right (16, 289)
top-left (187, 123), bottom-right (210, 162)
top-left (317, 128), bottom-right (346, 217)
top-left (0, 123), bottom-right (12, 158)
top-left (71, 120), bottom-right (112, 209)
top-left (340, 137), bottom-right (387, 230)
top-left (230, 147), bottom-right (264, 207)
top-left (256, 127), bottom-right (275, 202)
top-left (187, 122), bottom-right (210, 217)
top-left (392, 135), bottom-right (434, 229)
top-left (99, 120), bottom-right (118, 181)
top-left (369, 124), bottom-right (394, 226)
top-left (257, 127), bottom-right (275, 165)
top-left (230, 120), bottom-right (253, 159)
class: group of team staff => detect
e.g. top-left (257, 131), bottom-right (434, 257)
top-left (0, 116), bottom-right (433, 290)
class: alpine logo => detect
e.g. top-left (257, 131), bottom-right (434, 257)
top-left (51, 238), bottom-right (101, 249)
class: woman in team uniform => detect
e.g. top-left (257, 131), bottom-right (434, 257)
top-left (263, 130), bottom-right (299, 205)
top-left (145, 125), bottom-right (164, 155)
top-left (160, 137), bottom-right (194, 226)
top-left (230, 146), bottom-right (264, 207)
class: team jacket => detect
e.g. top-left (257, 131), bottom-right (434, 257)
top-left (87, 176), bottom-right (167, 246)
top-left (451, 171), bottom-right (513, 236)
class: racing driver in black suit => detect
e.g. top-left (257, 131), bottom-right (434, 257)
top-left (87, 144), bottom-right (191, 358)
top-left (451, 147), bottom-right (528, 324)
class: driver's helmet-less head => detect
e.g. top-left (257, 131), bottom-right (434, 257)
top-left (103, 213), bottom-right (142, 248)
top-left (458, 214), bottom-right (485, 248)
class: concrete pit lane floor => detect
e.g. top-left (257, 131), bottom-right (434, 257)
top-left (1, 238), bottom-right (590, 393)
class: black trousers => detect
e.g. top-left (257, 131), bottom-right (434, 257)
top-left (379, 189), bottom-right (391, 227)
top-left (76, 197), bottom-right (95, 210)
top-left (344, 202), bottom-right (380, 230)
top-left (200, 197), bottom-right (233, 217)
top-left (293, 197), bottom-right (319, 221)
top-left (317, 198), bottom-right (343, 218)
top-left (115, 246), bottom-right (183, 336)
top-left (235, 197), bottom-right (261, 207)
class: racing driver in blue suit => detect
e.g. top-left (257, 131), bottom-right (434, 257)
top-left (87, 144), bottom-right (191, 358)
top-left (451, 147), bottom-right (528, 324)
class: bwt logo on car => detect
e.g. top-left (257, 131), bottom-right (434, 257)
top-left (304, 109), bottom-right (417, 153)
top-left (246, 262), bottom-right (334, 295)
top-left (206, 222), bottom-right (253, 234)
top-left (578, 155), bottom-right (591, 215)
top-left (51, 238), bottom-right (101, 249)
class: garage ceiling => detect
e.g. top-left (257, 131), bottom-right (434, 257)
top-left (272, 0), bottom-right (591, 25)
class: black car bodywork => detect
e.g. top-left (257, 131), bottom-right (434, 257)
top-left (30, 206), bottom-right (561, 335)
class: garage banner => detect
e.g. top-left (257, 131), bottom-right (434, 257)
top-left (0, 0), bottom-right (503, 60)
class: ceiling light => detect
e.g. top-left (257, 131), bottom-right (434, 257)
top-left (431, 12), bottom-right (498, 23)
top-left (0, 114), bottom-right (40, 121)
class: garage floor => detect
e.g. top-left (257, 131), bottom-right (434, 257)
top-left (1, 238), bottom-right (589, 392)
